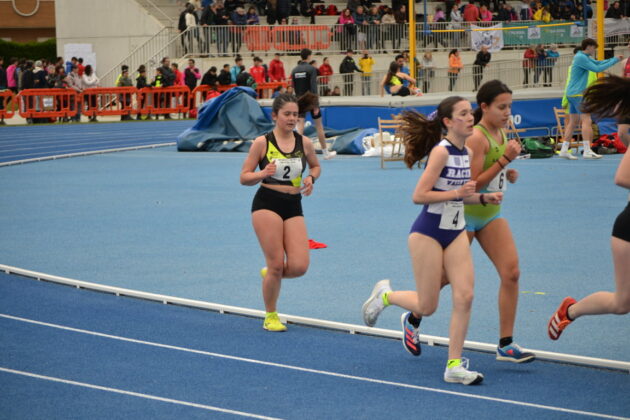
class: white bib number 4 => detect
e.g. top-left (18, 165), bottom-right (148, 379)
top-left (272, 158), bottom-right (302, 182)
top-left (439, 201), bottom-right (465, 230)
top-left (487, 169), bottom-right (507, 192)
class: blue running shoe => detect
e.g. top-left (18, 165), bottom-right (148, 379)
top-left (400, 312), bottom-right (421, 356)
top-left (496, 342), bottom-right (535, 363)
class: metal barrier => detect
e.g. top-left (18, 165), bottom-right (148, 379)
top-left (81, 87), bottom-right (137, 118)
top-left (17, 89), bottom-right (79, 120)
top-left (0, 90), bottom-right (16, 120)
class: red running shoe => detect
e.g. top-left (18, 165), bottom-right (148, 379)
top-left (548, 297), bottom-right (576, 340)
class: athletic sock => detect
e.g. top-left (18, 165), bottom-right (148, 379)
top-left (560, 141), bottom-right (570, 153)
top-left (499, 336), bottom-right (513, 348)
top-left (447, 359), bottom-right (461, 369)
top-left (322, 148), bottom-right (329, 157)
top-left (408, 313), bottom-right (422, 328)
top-left (583, 140), bottom-right (591, 153)
top-left (382, 291), bottom-right (391, 307)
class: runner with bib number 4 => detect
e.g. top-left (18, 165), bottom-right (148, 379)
top-left (361, 96), bottom-right (502, 385)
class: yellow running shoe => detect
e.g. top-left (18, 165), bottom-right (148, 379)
top-left (263, 312), bottom-right (287, 332)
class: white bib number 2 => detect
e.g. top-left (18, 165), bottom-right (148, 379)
top-left (487, 169), bottom-right (507, 192)
top-left (272, 158), bottom-right (302, 183)
top-left (439, 201), bottom-right (465, 230)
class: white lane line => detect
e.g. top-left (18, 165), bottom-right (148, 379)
top-left (1, 313), bottom-right (627, 420)
top-left (0, 367), bottom-right (281, 420)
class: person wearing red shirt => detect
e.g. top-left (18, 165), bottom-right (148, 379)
top-left (171, 62), bottom-right (185, 86)
top-left (268, 53), bottom-right (286, 82)
top-left (250, 57), bottom-right (267, 97)
top-left (318, 57), bottom-right (333, 95)
top-left (463, 0), bottom-right (480, 21)
top-left (522, 46), bottom-right (536, 87)
top-left (250, 57), bottom-right (267, 84)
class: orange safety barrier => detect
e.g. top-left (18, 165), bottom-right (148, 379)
top-left (0, 90), bottom-right (16, 120)
top-left (271, 25), bottom-right (332, 52)
top-left (17, 89), bottom-right (79, 119)
top-left (255, 81), bottom-right (288, 99)
top-left (244, 26), bottom-right (272, 52)
top-left (217, 84), bottom-right (237, 93)
top-left (137, 86), bottom-right (191, 116)
top-left (190, 85), bottom-right (221, 111)
top-left (81, 87), bottom-right (138, 117)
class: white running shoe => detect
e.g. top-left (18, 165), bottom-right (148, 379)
top-left (361, 279), bottom-right (392, 327)
top-left (558, 151), bottom-right (577, 160)
top-left (323, 150), bottom-right (337, 160)
top-left (443, 358), bottom-right (484, 385)
top-left (583, 150), bottom-right (602, 159)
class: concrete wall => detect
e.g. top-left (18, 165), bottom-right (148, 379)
top-left (55, 0), bottom-right (164, 76)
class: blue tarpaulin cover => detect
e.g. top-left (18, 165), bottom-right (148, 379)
top-left (178, 87), bottom-right (361, 152)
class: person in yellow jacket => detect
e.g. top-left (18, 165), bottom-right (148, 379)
top-left (533, 5), bottom-right (552, 23)
top-left (359, 50), bottom-right (375, 95)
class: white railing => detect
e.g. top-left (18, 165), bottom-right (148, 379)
top-left (135, 0), bottom-right (176, 26)
top-left (313, 54), bottom-right (574, 96)
top-left (100, 27), bottom-right (183, 88)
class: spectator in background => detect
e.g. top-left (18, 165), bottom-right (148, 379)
top-left (160, 57), bottom-right (175, 87)
top-left (318, 57), bottom-right (333, 95)
top-left (65, 57), bottom-right (78, 75)
top-left (338, 8), bottom-right (356, 52)
top-left (433, 6), bottom-right (446, 21)
top-left (214, 1), bottom-right (230, 56)
top-left (276, 0), bottom-right (291, 23)
top-left (218, 64), bottom-right (232, 86)
top-left (420, 51), bottom-right (434, 93)
top-left (359, 50), bottom-right (374, 95)
top-left (171, 62), bottom-right (185, 86)
top-left (522, 45), bottom-right (536, 87)
top-left (545, 44), bottom-right (559, 87)
top-left (6, 57), bottom-right (18, 94)
top-left (473, 45), bottom-right (491, 91)
top-left (353, 6), bottom-right (368, 51)
top-left (201, 66), bottom-right (219, 89)
top-left (271, 84), bottom-right (286, 98)
top-left (381, 7), bottom-right (396, 52)
top-left (116, 65), bottom-right (134, 120)
top-left (519, 0), bottom-right (532, 20)
top-left (393, 5), bottom-right (407, 52)
top-left (347, 0), bottom-right (360, 13)
top-left (231, 56), bottom-right (243, 83)
top-left (268, 53), bottom-right (286, 82)
top-left (82, 65), bottom-right (99, 122)
top-left (183, 3), bottom-right (198, 54)
top-left (77, 58), bottom-right (85, 76)
top-left (366, 6), bottom-right (382, 52)
top-left (533, 44), bottom-right (547, 86)
top-left (606, 1), bottom-right (625, 18)
top-left (448, 49), bottom-right (463, 91)
top-left (247, 6), bottom-right (260, 24)
top-left (339, 49), bottom-right (362, 96)
top-left (479, 4), bottom-right (492, 21)
top-left (231, 7), bottom-right (247, 53)
top-left (0, 57), bottom-right (6, 125)
top-left (136, 65), bottom-right (149, 120)
top-left (331, 85), bottom-right (341, 96)
top-left (463, 1), bottom-right (480, 22)
top-left (184, 58), bottom-right (201, 92)
top-left (534, 5), bottom-right (552, 22)
top-left (33, 61), bottom-right (48, 89)
top-left (249, 57), bottom-right (267, 96)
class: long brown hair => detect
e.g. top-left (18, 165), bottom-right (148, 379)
top-left (581, 74), bottom-right (630, 119)
top-left (400, 96), bottom-right (466, 168)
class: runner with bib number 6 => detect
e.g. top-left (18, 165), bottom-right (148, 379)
top-left (464, 80), bottom-right (536, 363)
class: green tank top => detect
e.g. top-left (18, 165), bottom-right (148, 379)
top-left (464, 124), bottom-right (506, 222)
